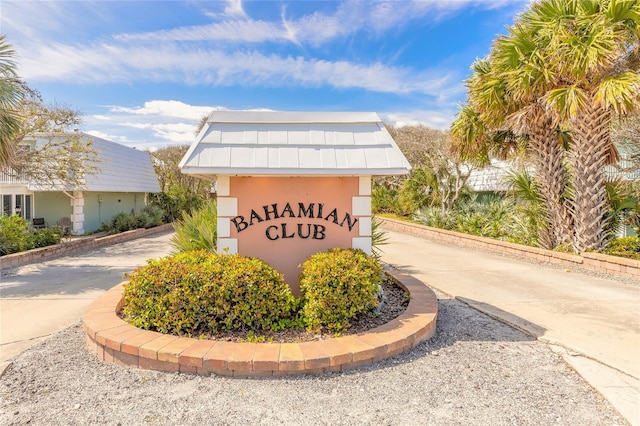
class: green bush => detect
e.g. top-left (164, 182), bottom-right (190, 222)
top-left (31, 227), bottom-right (63, 248)
top-left (0, 215), bottom-right (32, 255)
top-left (398, 168), bottom-right (438, 216)
top-left (100, 205), bottom-right (166, 234)
top-left (171, 199), bottom-right (217, 253)
top-left (372, 184), bottom-right (401, 214)
top-left (603, 237), bottom-right (640, 260)
top-left (0, 215), bottom-right (63, 255)
top-left (149, 186), bottom-right (204, 223)
top-left (135, 204), bottom-right (165, 228)
top-left (122, 251), bottom-right (297, 336)
top-left (299, 248), bottom-right (382, 332)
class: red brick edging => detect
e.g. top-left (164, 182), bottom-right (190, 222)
top-left (380, 217), bottom-right (640, 279)
top-left (83, 270), bottom-right (438, 377)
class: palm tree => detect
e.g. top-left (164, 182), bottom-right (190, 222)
top-left (520, 0), bottom-right (640, 251)
top-left (455, 0), bottom-right (639, 252)
top-left (452, 51), bottom-right (572, 249)
top-left (0, 34), bottom-right (24, 168)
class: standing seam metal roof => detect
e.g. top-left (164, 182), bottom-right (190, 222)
top-left (179, 111), bottom-right (412, 177)
top-left (27, 133), bottom-right (160, 193)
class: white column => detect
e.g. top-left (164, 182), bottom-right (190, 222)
top-left (70, 191), bottom-right (85, 235)
top-left (352, 176), bottom-right (372, 255)
top-left (216, 177), bottom-right (237, 254)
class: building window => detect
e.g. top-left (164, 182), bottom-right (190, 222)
top-left (25, 195), bottom-right (32, 220)
top-left (15, 194), bottom-right (23, 217)
top-left (2, 195), bottom-right (11, 216)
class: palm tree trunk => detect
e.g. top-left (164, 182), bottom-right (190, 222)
top-left (569, 101), bottom-right (611, 252)
top-left (527, 112), bottom-right (572, 249)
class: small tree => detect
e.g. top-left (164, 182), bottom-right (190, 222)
top-left (149, 144), bottom-right (210, 221)
top-left (0, 35), bottom-right (100, 189)
top-left (388, 125), bottom-right (474, 216)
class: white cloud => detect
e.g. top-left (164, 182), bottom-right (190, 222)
top-left (108, 100), bottom-right (215, 120)
top-left (381, 109), bottom-right (457, 130)
top-left (6, 0), bottom-right (526, 102)
top-left (224, 0), bottom-right (247, 18)
top-left (17, 42), bottom-right (458, 97)
top-left (83, 100), bottom-right (221, 149)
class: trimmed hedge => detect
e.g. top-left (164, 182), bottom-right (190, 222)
top-left (299, 248), bottom-right (383, 332)
top-left (122, 251), bottom-right (297, 336)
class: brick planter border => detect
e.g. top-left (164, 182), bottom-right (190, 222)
top-left (83, 270), bottom-right (438, 377)
top-left (380, 217), bottom-right (639, 279)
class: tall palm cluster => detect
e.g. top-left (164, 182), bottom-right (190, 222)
top-left (451, 0), bottom-right (640, 253)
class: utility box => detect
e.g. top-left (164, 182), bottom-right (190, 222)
top-left (180, 111), bottom-right (410, 294)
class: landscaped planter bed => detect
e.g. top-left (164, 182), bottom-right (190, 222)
top-left (83, 269), bottom-right (438, 377)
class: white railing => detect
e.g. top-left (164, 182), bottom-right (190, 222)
top-left (0, 169), bottom-right (29, 184)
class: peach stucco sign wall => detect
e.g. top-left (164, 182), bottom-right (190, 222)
top-left (216, 176), bottom-right (372, 294)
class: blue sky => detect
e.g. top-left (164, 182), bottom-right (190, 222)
top-left (1, 0), bottom-right (529, 150)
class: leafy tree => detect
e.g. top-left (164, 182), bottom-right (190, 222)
top-left (9, 91), bottom-right (100, 189)
top-left (149, 144), bottom-right (210, 221)
top-left (0, 35), bottom-right (99, 189)
top-left (386, 124), bottom-right (474, 216)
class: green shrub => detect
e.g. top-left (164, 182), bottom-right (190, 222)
top-left (149, 186), bottom-right (204, 223)
top-left (299, 248), bottom-right (382, 332)
top-left (31, 227), bottom-right (63, 248)
top-left (372, 184), bottom-right (401, 214)
top-left (122, 251), bottom-right (297, 336)
top-left (603, 237), bottom-right (640, 260)
top-left (398, 168), bottom-right (438, 216)
top-left (171, 199), bottom-right (217, 253)
top-left (0, 215), bottom-right (32, 255)
top-left (100, 205), bottom-right (165, 234)
top-left (140, 204), bottom-right (165, 227)
top-left (0, 216), bottom-right (63, 255)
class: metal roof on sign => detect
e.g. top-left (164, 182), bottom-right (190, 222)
top-left (179, 111), bottom-right (412, 178)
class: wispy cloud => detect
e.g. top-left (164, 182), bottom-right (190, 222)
top-left (6, 0), bottom-right (521, 101)
top-left (83, 100), bottom-right (219, 148)
top-left (17, 42), bottom-right (458, 98)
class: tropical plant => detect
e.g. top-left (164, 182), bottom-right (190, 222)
top-left (0, 34), bottom-right (24, 168)
top-left (604, 179), bottom-right (640, 237)
top-left (371, 183), bottom-right (401, 214)
top-left (170, 199), bottom-right (217, 253)
top-left (371, 215), bottom-right (388, 258)
top-left (603, 236), bottom-right (640, 260)
top-left (452, 0), bottom-right (640, 253)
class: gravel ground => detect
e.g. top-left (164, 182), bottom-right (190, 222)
top-left (1, 295), bottom-right (627, 426)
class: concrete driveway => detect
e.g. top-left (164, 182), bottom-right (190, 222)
top-left (0, 231), bottom-right (175, 365)
top-left (380, 228), bottom-right (640, 425)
